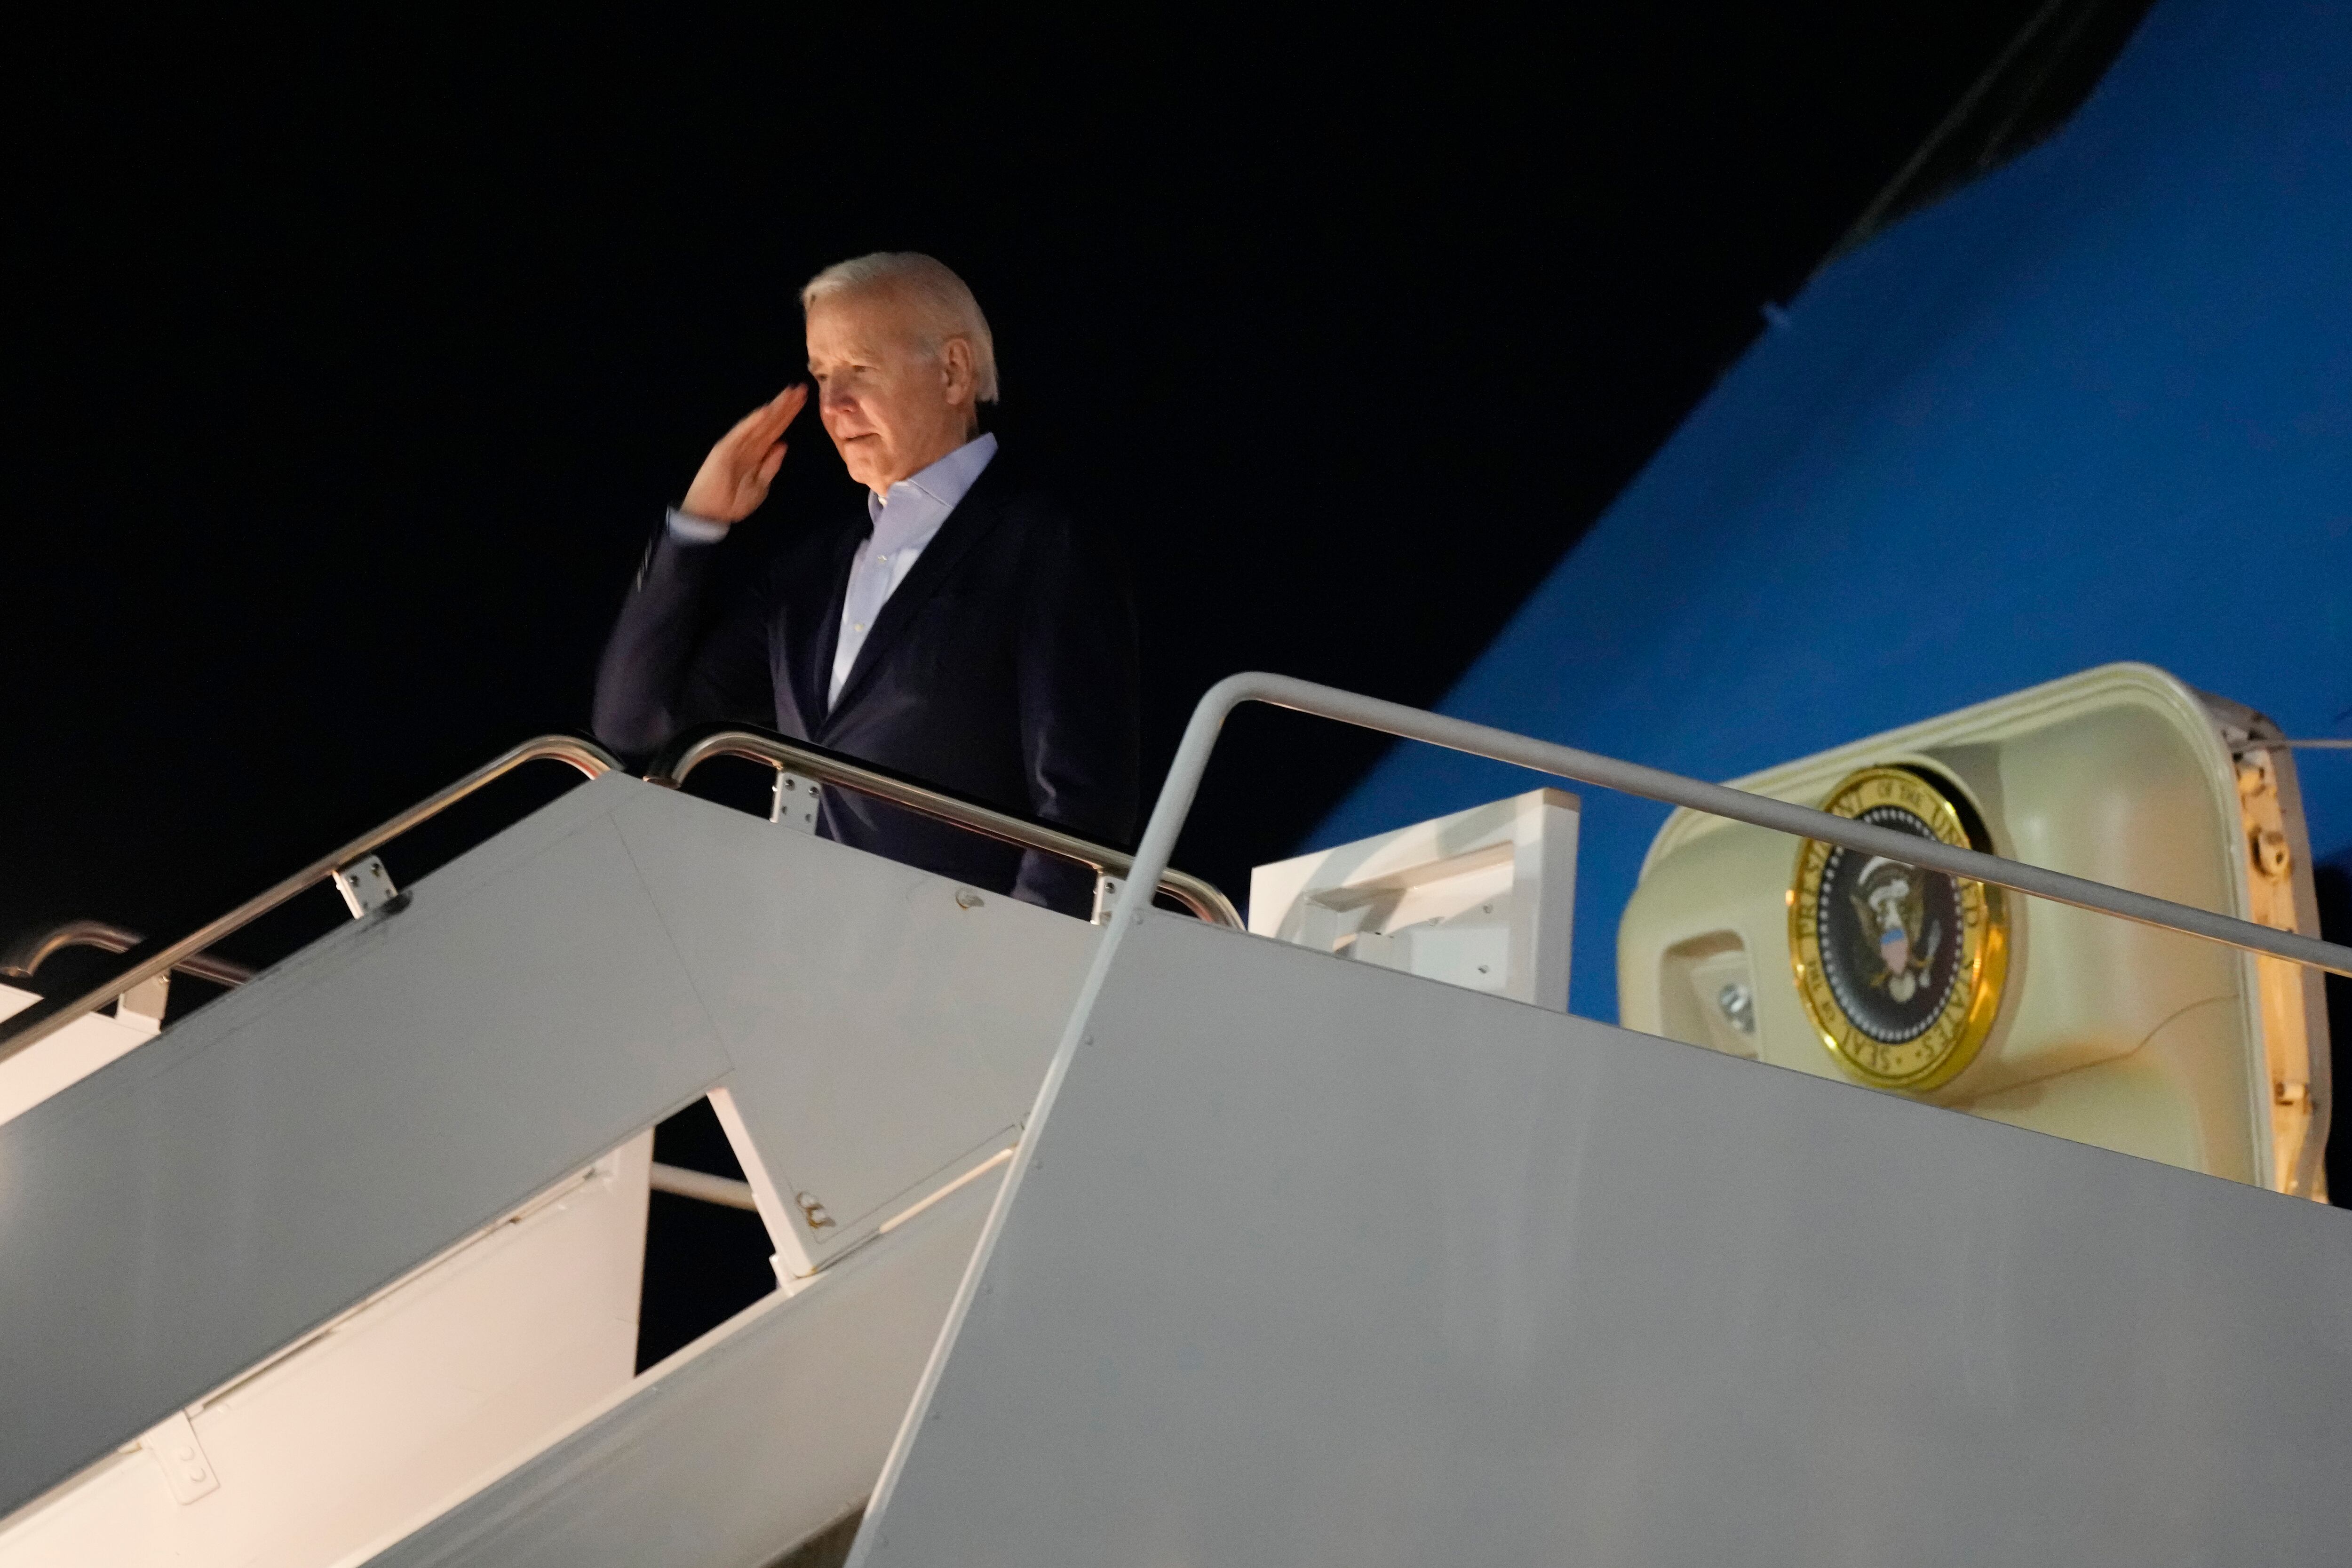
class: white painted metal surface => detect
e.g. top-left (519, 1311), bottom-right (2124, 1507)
top-left (332, 853), bottom-right (403, 918)
top-left (1619, 664), bottom-right (2332, 1193)
top-left (0, 1137), bottom-right (652, 1568)
top-left (0, 774), bottom-right (728, 1514)
top-left (1250, 787), bottom-right (1576, 1009)
top-left (16, 666), bottom-right (2349, 1564)
top-left (360, 1163), bottom-right (1000, 1568)
top-left (858, 910), bottom-right (2352, 1565)
top-left (0, 770), bottom-right (1096, 1557)
top-left (599, 787), bottom-right (1094, 1277)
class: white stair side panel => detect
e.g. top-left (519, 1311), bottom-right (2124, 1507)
top-left (861, 913), bottom-right (2352, 1567)
top-left (0, 773), bottom-right (733, 1517)
top-left (607, 788), bottom-right (1094, 1273)
top-left (359, 1161), bottom-right (1001, 1568)
top-left (0, 1135), bottom-right (652, 1568)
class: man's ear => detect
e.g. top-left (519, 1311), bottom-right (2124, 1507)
top-left (939, 335), bottom-right (977, 405)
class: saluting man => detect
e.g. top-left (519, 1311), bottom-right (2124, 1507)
top-left (593, 252), bottom-right (1138, 915)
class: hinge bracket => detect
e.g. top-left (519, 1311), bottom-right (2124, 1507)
top-left (332, 854), bottom-right (404, 918)
top-left (771, 771), bottom-right (822, 834)
top-left (140, 1409), bottom-right (220, 1504)
top-left (116, 972), bottom-right (170, 1029)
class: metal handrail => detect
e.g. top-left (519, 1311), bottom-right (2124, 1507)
top-left (1, 919), bottom-right (257, 988)
top-left (0, 735), bottom-right (620, 1067)
top-left (651, 728), bottom-right (1244, 931)
top-left (1115, 673), bottom-right (2352, 979)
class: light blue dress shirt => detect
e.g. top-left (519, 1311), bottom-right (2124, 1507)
top-left (663, 431), bottom-right (1000, 708)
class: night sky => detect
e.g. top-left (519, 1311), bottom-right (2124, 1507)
top-left (6, 7), bottom-right (2052, 995)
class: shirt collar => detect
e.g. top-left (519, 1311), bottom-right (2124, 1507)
top-left (866, 431), bottom-right (998, 534)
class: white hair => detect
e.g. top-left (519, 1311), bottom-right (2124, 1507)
top-left (801, 251), bottom-right (1000, 403)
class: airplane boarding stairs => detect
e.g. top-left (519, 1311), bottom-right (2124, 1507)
top-left (4, 677), bottom-right (2352, 1565)
top-left (0, 750), bottom-right (1120, 1567)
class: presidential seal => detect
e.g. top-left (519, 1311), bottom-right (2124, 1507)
top-left (1788, 766), bottom-right (2008, 1093)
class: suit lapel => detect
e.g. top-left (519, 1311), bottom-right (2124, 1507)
top-left (820, 459), bottom-right (1012, 729)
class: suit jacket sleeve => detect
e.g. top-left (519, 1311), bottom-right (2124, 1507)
top-left (1009, 512), bottom-right (1141, 911)
top-left (592, 526), bottom-right (775, 761)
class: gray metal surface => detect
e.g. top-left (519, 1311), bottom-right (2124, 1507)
top-left (366, 1166), bottom-right (997, 1568)
top-left (608, 788), bottom-right (1094, 1271)
top-left (860, 913), bottom-right (2352, 1565)
top-left (0, 768), bottom-right (1104, 1532)
top-left (0, 774), bottom-right (730, 1517)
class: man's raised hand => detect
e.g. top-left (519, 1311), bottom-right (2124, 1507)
top-left (680, 384), bottom-right (809, 525)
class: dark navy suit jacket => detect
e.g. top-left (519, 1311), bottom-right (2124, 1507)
top-left (592, 453), bottom-right (1139, 916)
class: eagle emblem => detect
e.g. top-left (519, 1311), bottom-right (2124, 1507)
top-left (1788, 766), bottom-right (2010, 1094)
top-left (1849, 857), bottom-right (1941, 1003)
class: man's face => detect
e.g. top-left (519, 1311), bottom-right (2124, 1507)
top-left (806, 287), bottom-right (975, 493)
